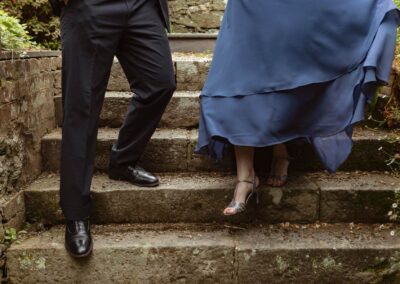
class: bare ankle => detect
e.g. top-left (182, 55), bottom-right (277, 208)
top-left (273, 144), bottom-right (288, 158)
top-left (237, 169), bottom-right (255, 182)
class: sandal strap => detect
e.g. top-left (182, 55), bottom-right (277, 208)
top-left (225, 174), bottom-right (259, 215)
top-left (268, 174), bottom-right (288, 182)
top-left (268, 156), bottom-right (291, 187)
top-left (237, 179), bottom-right (254, 185)
top-left (226, 201), bottom-right (246, 214)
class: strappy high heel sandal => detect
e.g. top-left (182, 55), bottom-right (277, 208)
top-left (267, 156), bottom-right (292, 187)
top-left (223, 174), bottom-right (260, 216)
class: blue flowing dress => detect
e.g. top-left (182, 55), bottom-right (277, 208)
top-left (195, 0), bottom-right (400, 172)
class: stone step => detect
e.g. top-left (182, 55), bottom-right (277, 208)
top-left (169, 33), bottom-right (217, 53)
top-left (54, 91), bottom-right (391, 129)
top-left (55, 50), bottom-right (398, 104)
top-left (25, 172), bottom-right (400, 225)
top-left (109, 53), bottom-right (212, 92)
top-left (54, 91), bottom-right (200, 129)
top-left (7, 223), bottom-right (400, 283)
top-left (54, 53), bottom-right (212, 93)
top-left (41, 127), bottom-right (400, 173)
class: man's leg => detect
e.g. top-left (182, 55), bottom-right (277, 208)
top-left (109, 0), bottom-right (176, 185)
top-left (60, 0), bottom-right (124, 257)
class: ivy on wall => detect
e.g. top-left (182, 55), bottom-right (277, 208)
top-left (0, 0), bottom-right (60, 50)
top-left (0, 9), bottom-right (34, 50)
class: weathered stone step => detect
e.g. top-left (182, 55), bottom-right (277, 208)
top-left (55, 91), bottom-right (200, 129)
top-left (25, 172), bottom-right (399, 225)
top-left (41, 127), bottom-right (400, 173)
top-left (109, 53), bottom-right (212, 92)
top-left (55, 91), bottom-right (392, 130)
top-left (56, 51), bottom-right (399, 101)
top-left (7, 223), bottom-right (400, 283)
top-left (169, 33), bottom-right (217, 53)
top-left (54, 53), bottom-right (212, 94)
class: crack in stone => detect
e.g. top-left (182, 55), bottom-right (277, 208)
top-left (313, 179), bottom-right (322, 221)
top-left (232, 234), bottom-right (239, 284)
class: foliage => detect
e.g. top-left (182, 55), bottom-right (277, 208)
top-left (0, 0), bottom-right (60, 50)
top-left (4, 228), bottom-right (17, 244)
top-left (374, 0), bottom-right (400, 130)
top-left (0, 9), bottom-right (34, 50)
top-left (385, 0), bottom-right (400, 129)
top-left (395, 0), bottom-right (400, 62)
top-left (383, 83), bottom-right (400, 129)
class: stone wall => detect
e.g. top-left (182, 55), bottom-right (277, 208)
top-left (168, 0), bottom-right (226, 33)
top-left (0, 52), bottom-right (60, 235)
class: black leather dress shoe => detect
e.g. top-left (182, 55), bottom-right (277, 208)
top-left (108, 165), bottom-right (159, 187)
top-left (65, 219), bottom-right (93, 258)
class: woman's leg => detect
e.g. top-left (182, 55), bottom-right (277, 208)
top-left (267, 143), bottom-right (290, 187)
top-left (223, 146), bottom-right (259, 215)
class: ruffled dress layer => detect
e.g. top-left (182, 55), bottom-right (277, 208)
top-left (195, 0), bottom-right (400, 172)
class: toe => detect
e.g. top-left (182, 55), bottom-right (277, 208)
top-left (223, 208), bottom-right (234, 215)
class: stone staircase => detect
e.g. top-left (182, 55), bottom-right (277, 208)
top-left (5, 46), bottom-right (400, 283)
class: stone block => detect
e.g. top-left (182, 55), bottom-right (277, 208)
top-left (7, 225), bottom-right (235, 283)
top-left (0, 81), bottom-right (16, 104)
top-left (0, 55), bottom-right (59, 208)
top-left (0, 191), bottom-right (25, 222)
top-left (42, 128), bottom-right (192, 172)
top-left (107, 62), bottom-right (131, 92)
top-left (3, 211), bottom-right (25, 231)
top-left (41, 127), bottom-right (400, 173)
top-left (55, 91), bottom-right (200, 129)
top-left (25, 173), bottom-right (319, 224)
top-left (0, 60), bottom-right (14, 80)
top-left (236, 225), bottom-right (400, 283)
top-left (53, 70), bottom-right (62, 90)
top-left (168, 0), bottom-right (226, 33)
top-left (316, 172), bottom-right (400, 222)
top-left (7, 224), bottom-right (400, 283)
top-left (175, 56), bottom-right (211, 91)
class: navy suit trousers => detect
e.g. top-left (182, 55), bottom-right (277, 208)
top-left (60, 0), bottom-right (176, 220)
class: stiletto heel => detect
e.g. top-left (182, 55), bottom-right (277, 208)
top-left (224, 174), bottom-right (260, 216)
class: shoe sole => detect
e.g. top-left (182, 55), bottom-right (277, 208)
top-left (65, 241), bottom-right (94, 259)
top-left (108, 175), bottom-right (160, 187)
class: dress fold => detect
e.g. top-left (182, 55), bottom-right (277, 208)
top-left (195, 0), bottom-right (400, 172)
